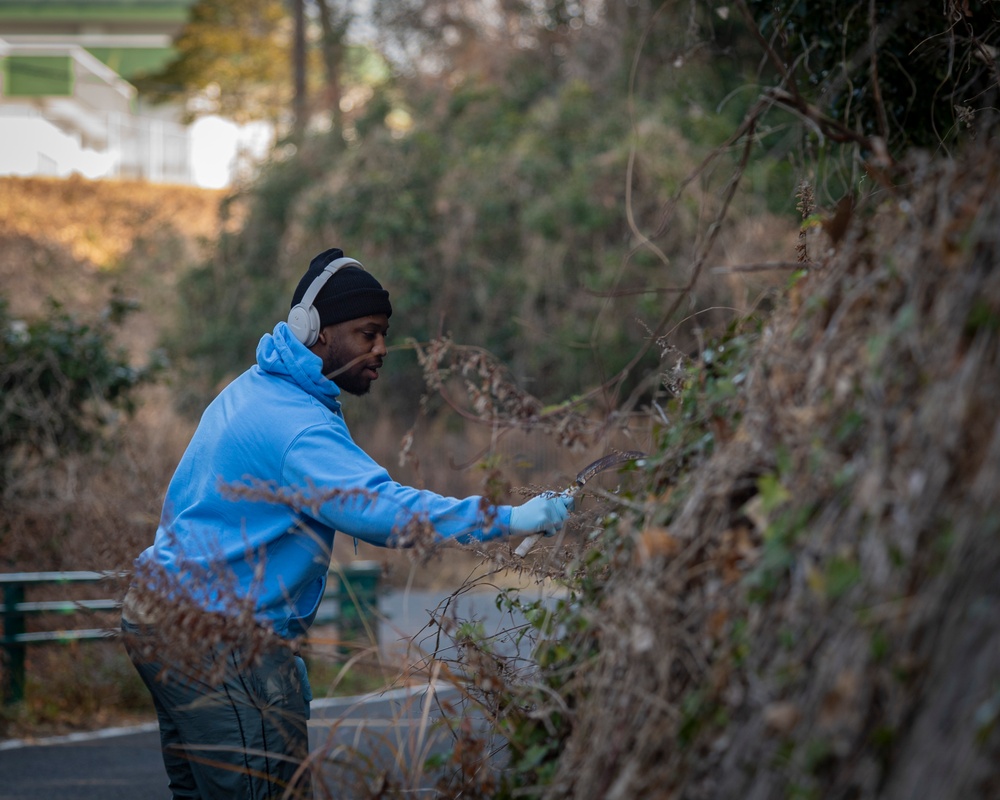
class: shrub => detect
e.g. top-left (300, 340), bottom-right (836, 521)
top-left (0, 292), bottom-right (163, 497)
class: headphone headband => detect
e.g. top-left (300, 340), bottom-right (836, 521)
top-left (288, 256), bottom-right (365, 346)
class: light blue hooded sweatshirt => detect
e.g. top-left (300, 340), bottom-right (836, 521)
top-left (134, 322), bottom-right (512, 638)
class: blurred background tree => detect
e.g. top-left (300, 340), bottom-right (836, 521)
top-left (146, 0), bottom-right (995, 446)
top-left (134, 0), bottom-right (293, 125)
top-left (135, 0), bottom-right (367, 135)
top-left (743, 0), bottom-right (998, 154)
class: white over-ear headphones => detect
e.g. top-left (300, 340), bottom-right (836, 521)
top-left (287, 257), bottom-right (365, 346)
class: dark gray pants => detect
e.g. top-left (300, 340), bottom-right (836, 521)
top-left (122, 618), bottom-right (312, 800)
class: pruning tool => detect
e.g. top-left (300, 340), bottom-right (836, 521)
top-left (514, 450), bottom-right (646, 557)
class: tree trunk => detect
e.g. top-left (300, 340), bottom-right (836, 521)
top-left (291, 0), bottom-right (307, 138)
top-left (315, 0), bottom-right (350, 132)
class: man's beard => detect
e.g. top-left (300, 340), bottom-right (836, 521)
top-left (324, 335), bottom-right (382, 396)
top-left (326, 351), bottom-right (377, 396)
top-left (333, 372), bottom-right (372, 396)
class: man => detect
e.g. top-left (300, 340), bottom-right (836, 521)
top-left (121, 248), bottom-right (573, 800)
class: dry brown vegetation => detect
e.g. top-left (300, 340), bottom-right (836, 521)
top-left (0, 175), bottom-right (223, 270)
top-left (0, 176), bottom-right (225, 357)
top-left (0, 177), bottom-right (227, 734)
top-left (528, 142), bottom-right (1000, 799)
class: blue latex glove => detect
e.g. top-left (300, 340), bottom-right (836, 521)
top-left (294, 655), bottom-right (312, 719)
top-left (509, 492), bottom-right (575, 537)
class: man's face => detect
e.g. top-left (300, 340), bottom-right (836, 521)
top-left (314, 314), bottom-right (389, 396)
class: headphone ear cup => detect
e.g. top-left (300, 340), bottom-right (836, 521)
top-left (288, 303), bottom-right (320, 346)
top-left (288, 256), bottom-right (363, 346)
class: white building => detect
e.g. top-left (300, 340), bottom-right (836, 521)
top-left (0, 1), bottom-right (269, 188)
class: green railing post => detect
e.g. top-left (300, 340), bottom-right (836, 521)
top-left (335, 562), bottom-right (381, 653)
top-left (2, 583), bottom-right (26, 705)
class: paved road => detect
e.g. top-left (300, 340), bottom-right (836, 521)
top-left (0, 722), bottom-right (164, 800)
top-left (0, 684), bottom-right (466, 799)
top-left (0, 588), bottom-right (545, 799)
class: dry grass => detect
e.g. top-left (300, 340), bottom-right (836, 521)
top-left (0, 175), bottom-right (224, 275)
top-left (0, 177), bottom-right (221, 735)
top-left (0, 176), bottom-right (227, 363)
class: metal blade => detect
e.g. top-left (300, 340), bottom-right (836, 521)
top-left (513, 450), bottom-right (646, 558)
top-left (574, 450), bottom-right (646, 487)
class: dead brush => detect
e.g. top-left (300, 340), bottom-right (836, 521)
top-left (384, 577), bottom-right (555, 798)
top-left (536, 142), bottom-right (1000, 799)
top-left (124, 557), bottom-right (290, 688)
top-left (222, 477), bottom-right (504, 568)
top-left (411, 335), bottom-right (600, 453)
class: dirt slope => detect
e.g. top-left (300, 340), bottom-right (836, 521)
top-left (0, 175), bottom-right (226, 353)
top-left (0, 176), bottom-right (227, 570)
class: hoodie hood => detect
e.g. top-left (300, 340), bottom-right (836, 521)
top-left (256, 321), bottom-right (342, 413)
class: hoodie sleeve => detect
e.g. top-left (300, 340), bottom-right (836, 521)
top-left (280, 419), bottom-right (512, 546)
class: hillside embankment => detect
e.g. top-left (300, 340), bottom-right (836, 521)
top-left (0, 176), bottom-right (226, 573)
top-left (544, 143), bottom-right (1000, 798)
top-left (0, 175), bottom-right (225, 350)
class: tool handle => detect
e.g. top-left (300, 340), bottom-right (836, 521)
top-left (514, 534), bottom-right (541, 558)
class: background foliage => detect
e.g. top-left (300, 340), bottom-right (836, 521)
top-left (0, 295), bottom-right (160, 497)
top-left (745, 0), bottom-right (999, 152)
top-left (161, 1), bottom-right (997, 428)
top-left (134, 0), bottom-right (293, 124)
top-left (166, 1), bottom-right (799, 424)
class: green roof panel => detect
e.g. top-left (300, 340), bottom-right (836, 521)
top-left (3, 54), bottom-right (74, 96)
top-left (0, 1), bottom-right (194, 23)
top-left (85, 46), bottom-right (174, 79)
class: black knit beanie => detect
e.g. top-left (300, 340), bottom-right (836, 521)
top-left (291, 248), bottom-right (392, 326)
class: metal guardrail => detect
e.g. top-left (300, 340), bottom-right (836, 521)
top-left (0, 571), bottom-right (120, 704)
top-left (0, 564), bottom-right (382, 706)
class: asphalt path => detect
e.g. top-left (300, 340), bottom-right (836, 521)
top-left (0, 721), bottom-right (164, 799)
top-left (0, 588), bottom-right (545, 799)
top-left (0, 684), bottom-right (465, 799)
